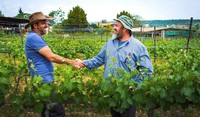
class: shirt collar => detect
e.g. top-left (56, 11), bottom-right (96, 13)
top-left (112, 36), bottom-right (132, 46)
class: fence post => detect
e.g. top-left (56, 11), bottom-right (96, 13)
top-left (186, 17), bottom-right (193, 53)
top-left (153, 26), bottom-right (156, 63)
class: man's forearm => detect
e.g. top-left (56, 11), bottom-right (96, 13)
top-left (48, 54), bottom-right (72, 64)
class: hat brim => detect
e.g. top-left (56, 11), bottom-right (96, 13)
top-left (25, 17), bottom-right (53, 29)
top-left (113, 19), bottom-right (133, 31)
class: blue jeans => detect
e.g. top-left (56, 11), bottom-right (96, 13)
top-left (41, 102), bottom-right (65, 117)
top-left (110, 105), bottom-right (136, 117)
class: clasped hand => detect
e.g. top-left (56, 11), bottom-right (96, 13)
top-left (71, 59), bottom-right (85, 69)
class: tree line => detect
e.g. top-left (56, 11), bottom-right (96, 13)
top-left (0, 6), bottom-right (142, 29)
top-left (0, 6), bottom-right (200, 36)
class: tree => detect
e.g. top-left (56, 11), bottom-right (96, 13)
top-left (15, 7), bottom-right (30, 19)
top-left (49, 8), bottom-right (65, 26)
top-left (62, 6), bottom-right (88, 28)
top-left (101, 19), bottom-right (108, 23)
top-left (90, 23), bottom-right (98, 28)
top-left (116, 10), bottom-right (142, 27)
top-left (0, 10), bottom-right (4, 16)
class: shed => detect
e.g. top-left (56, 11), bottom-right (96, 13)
top-left (0, 16), bottom-right (29, 34)
top-left (132, 27), bottom-right (189, 38)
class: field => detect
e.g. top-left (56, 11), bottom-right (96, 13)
top-left (0, 32), bottom-right (200, 117)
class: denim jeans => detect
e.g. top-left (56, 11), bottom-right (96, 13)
top-left (110, 105), bottom-right (136, 117)
top-left (41, 102), bottom-right (65, 117)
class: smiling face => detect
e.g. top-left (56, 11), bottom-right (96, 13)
top-left (112, 21), bottom-right (126, 40)
top-left (33, 20), bottom-right (49, 35)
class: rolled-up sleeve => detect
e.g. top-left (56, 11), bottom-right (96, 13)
top-left (83, 44), bottom-right (106, 69)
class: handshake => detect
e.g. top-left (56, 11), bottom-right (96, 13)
top-left (71, 59), bottom-right (85, 69)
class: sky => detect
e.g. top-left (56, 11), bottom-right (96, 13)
top-left (0, 0), bottom-right (200, 22)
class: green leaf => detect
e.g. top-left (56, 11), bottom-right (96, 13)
top-left (127, 98), bottom-right (133, 105)
top-left (181, 86), bottom-right (193, 97)
top-left (159, 89), bottom-right (167, 99)
top-left (109, 100), bottom-right (116, 107)
top-left (33, 102), bottom-right (44, 112)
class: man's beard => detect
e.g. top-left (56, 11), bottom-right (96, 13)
top-left (111, 33), bottom-right (117, 39)
top-left (38, 27), bottom-right (47, 35)
top-left (112, 30), bottom-right (124, 39)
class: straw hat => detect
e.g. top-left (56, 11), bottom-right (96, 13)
top-left (114, 15), bottom-right (133, 31)
top-left (25, 12), bottom-right (53, 29)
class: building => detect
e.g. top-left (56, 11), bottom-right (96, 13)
top-left (132, 27), bottom-right (189, 38)
top-left (0, 16), bottom-right (29, 34)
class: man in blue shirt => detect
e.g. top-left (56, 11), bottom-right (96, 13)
top-left (76, 15), bottom-right (153, 117)
top-left (24, 12), bottom-right (84, 117)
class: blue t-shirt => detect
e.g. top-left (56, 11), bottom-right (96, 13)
top-left (24, 31), bottom-right (54, 83)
